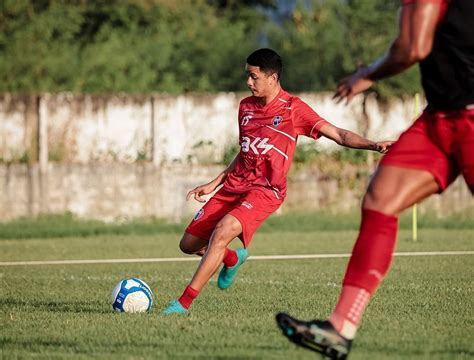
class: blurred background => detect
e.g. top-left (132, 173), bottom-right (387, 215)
top-left (0, 0), bottom-right (471, 223)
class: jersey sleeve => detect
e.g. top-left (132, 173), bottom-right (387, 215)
top-left (292, 98), bottom-right (329, 140)
top-left (237, 101), bottom-right (244, 139)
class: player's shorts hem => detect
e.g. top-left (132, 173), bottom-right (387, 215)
top-left (380, 160), bottom-right (446, 192)
top-left (184, 228), bottom-right (211, 242)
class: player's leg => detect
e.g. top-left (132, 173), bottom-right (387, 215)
top-left (217, 189), bottom-right (282, 289)
top-left (163, 215), bottom-right (242, 314)
top-left (330, 111), bottom-right (471, 334)
top-left (328, 165), bottom-right (439, 335)
top-left (277, 113), bottom-right (463, 357)
top-left (179, 232), bottom-right (208, 256)
top-left (277, 165), bottom-right (440, 358)
top-left (163, 190), bottom-right (243, 314)
top-left (188, 214), bottom-right (242, 291)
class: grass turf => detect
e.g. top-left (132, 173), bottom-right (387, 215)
top-left (0, 218), bottom-right (473, 359)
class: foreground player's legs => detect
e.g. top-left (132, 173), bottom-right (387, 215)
top-left (277, 165), bottom-right (440, 357)
top-left (328, 166), bottom-right (440, 338)
top-left (163, 215), bottom-right (243, 314)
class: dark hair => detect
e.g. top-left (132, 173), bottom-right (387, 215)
top-left (246, 48), bottom-right (282, 80)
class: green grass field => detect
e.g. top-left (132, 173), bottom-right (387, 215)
top-left (1, 213), bottom-right (473, 359)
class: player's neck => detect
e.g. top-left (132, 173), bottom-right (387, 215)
top-left (256, 85), bottom-right (282, 106)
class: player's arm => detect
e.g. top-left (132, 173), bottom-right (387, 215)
top-left (318, 123), bottom-right (393, 153)
top-left (334, 0), bottom-right (441, 103)
top-left (186, 153), bottom-right (240, 203)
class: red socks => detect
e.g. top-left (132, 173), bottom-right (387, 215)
top-left (223, 248), bottom-right (238, 267)
top-left (178, 286), bottom-right (199, 309)
top-left (329, 208), bottom-right (398, 339)
top-left (343, 208), bottom-right (398, 293)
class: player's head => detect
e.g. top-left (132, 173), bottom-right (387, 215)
top-left (246, 48), bottom-right (282, 97)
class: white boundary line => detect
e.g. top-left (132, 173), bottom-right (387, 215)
top-left (0, 251), bottom-right (473, 266)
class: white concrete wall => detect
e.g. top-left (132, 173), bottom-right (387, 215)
top-left (6, 92), bottom-right (467, 223)
top-left (0, 163), bottom-right (469, 222)
top-left (0, 92), bottom-right (423, 164)
top-left (0, 95), bottom-right (29, 161)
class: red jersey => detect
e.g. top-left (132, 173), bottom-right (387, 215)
top-left (222, 89), bottom-right (329, 199)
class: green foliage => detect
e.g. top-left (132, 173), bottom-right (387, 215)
top-left (332, 147), bottom-right (370, 165)
top-left (0, 0), bottom-right (422, 96)
top-left (266, 0), bottom-right (422, 97)
top-left (293, 143), bottom-right (320, 164)
top-left (221, 143), bottom-right (240, 165)
top-left (0, 0), bottom-right (261, 93)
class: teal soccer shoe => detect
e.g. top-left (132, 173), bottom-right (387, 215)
top-left (162, 300), bottom-right (188, 315)
top-left (218, 248), bottom-right (249, 290)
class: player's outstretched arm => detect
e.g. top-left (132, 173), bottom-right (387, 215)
top-left (333, 1), bottom-right (441, 104)
top-left (186, 153), bottom-right (240, 203)
top-left (319, 123), bottom-right (394, 154)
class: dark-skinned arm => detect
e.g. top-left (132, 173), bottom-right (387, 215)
top-left (319, 123), bottom-right (394, 153)
top-left (334, 1), bottom-right (441, 103)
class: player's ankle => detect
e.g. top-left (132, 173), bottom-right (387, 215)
top-left (223, 248), bottom-right (238, 267)
top-left (328, 313), bottom-right (357, 340)
top-left (178, 285), bottom-right (199, 309)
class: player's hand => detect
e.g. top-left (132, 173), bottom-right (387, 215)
top-left (375, 141), bottom-right (395, 154)
top-left (186, 182), bottom-right (216, 203)
top-left (333, 66), bottom-right (374, 104)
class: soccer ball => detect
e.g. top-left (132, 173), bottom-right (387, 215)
top-left (111, 277), bottom-right (153, 313)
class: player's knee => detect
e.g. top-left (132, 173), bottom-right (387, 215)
top-left (179, 236), bottom-right (195, 255)
top-left (210, 224), bottom-right (232, 249)
top-left (362, 187), bottom-right (399, 215)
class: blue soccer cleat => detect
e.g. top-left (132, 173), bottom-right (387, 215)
top-left (218, 248), bottom-right (249, 290)
top-left (162, 300), bottom-right (189, 315)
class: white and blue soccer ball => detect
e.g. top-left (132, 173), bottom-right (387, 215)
top-left (111, 277), bottom-right (153, 313)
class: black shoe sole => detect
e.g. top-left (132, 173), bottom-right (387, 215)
top-left (276, 313), bottom-right (349, 360)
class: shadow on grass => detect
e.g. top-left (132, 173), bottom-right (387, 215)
top-left (358, 342), bottom-right (474, 358)
top-left (1, 298), bottom-right (109, 314)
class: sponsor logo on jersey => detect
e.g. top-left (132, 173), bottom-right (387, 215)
top-left (272, 115), bottom-right (282, 126)
top-left (194, 208), bottom-right (204, 221)
top-left (242, 201), bottom-right (253, 209)
top-left (241, 136), bottom-right (274, 155)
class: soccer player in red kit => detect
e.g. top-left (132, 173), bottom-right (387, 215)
top-left (163, 48), bottom-right (393, 315)
top-left (276, 0), bottom-right (473, 358)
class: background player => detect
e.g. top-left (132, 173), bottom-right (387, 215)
top-left (276, 0), bottom-right (473, 358)
top-left (163, 48), bottom-right (393, 315)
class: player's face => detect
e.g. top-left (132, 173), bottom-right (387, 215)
top-left (245, 64), bottom-right (277, 98)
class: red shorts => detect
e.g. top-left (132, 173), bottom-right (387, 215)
top-left (380, 109), bottom-right (474, 193)
top-left (185, 187), bottom-right (283, 247)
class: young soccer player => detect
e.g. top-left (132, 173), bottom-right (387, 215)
top-left (276, 1), bottom-right (473, 358)
top-left (163, 48), bottom-right (393, 315)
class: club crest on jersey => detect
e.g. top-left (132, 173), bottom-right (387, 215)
top-left (194, 208), bottom-right (204, 221)
top-left (241, 113), bottom-right (253, 126)
top-left (272, 115), bottom-right (282, 126)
